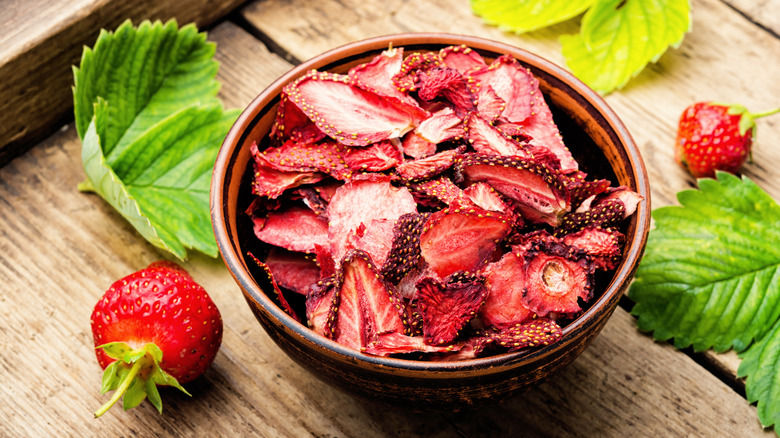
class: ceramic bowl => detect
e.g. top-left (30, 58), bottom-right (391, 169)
top-left (211, 33), bottom-right (651, 410)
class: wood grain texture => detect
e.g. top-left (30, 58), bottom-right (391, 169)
top-left (0, 0), bottom-right (248, 166)
top-left (241, 0), bottom-right (780, 382)
top-left (724, 0), bottom-right (780, 35)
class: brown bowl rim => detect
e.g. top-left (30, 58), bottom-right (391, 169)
top-left (211, 32), bottom-right (651, 374)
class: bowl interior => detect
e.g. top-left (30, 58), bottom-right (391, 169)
top-left (212, 33), bottom-right (651, 375)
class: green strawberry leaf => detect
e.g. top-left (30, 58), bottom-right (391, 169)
top-left (559, 0), bottom-right (690, 94)
top-left (738, 318), bottom-right (780, 428)
top-left (73, 19), bottom-right (238, 260)
top-left (470, 0), bottom-right (596, 33)
top-left (629, 172), bottom-right (780, 353)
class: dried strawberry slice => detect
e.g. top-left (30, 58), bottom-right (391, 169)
top-left (344, 139), bottom-right (403, 172)
top-left (455, 153), bottom-right (570, 226)
top-left (562, 171), bottom-right (611, 209)
top-left (270, 91), bottom-right (327, 144)
top-left (400, 132), bottom-right (437, 159)
top-left (247, 252), bottom-right (301, 322)
top-left (521, 241), bottom-right (593, 316)
top-left (345, 218), bottom-right (396, 267)
top-left (478, 252), bottom-right (534, 329)
top-left (439, 44), bottom-right (487, 74)
top-left (258, 138), bottom-right (351, 180)
top-left (406, 177), bottom-right (471, 208)
top-left (252, 204), bottom-right (329, 253)
top-left (393, 51), bottom-right (444, 92)
top-left (264, 247), bottom-right (321, 295)
top-left (419, 201), bottom-right (512, 277)
top-left (365, 332), bottom-right (458, 356)
top-left (313, 243), bottom-right (336, 279)
top-left (326, 174), bottom-right (417, 262)
top-left (465, 113), bottom-right (533, 158)
top-left (250, 142), bottom-right (325, 199)
top-left (394, 147), bottom-right (461, 181)
top-left (381, 212), bottom-right (426, 284)
top-left (416, 67), bottom-right (476, 115)
top-left (557, 186), bottom-right (642, 236)
top-left (474, 85), bottom-right (506, 122)
top-left (285, 70), bottom-right (423, 146)
top-left (305, 274), bottom-right (340, 338)
top-left (348, 46), bottom-right (420, 107)
top-left (463, 182), bottom-right (510, 213)
top-left (562, 226), bottom-right (625, 270)
top-left (332, 250), bottom-right (408, 350)
top-left (292, 187), bottom-right (328, 216)
top-left (489, 318), bottom-right (563, 351)
top-left (415, 107), bottom-right (466, 144)
top-left (417, 276), bottom-right (488, 345)
top-left (311, 179), bottom-right (341, 203)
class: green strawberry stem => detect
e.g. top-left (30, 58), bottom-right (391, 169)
top-left (750, 107), bottom-right (780, 119)
top-left (94, 356), bottom-right (149, 418)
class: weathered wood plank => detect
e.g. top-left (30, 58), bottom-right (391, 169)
top-left (724, 0), bottom-right (780, 35)
top-left (0, 20), bottom-right (772, 437)
top-left (0, 0), bottom-right (247, 166)
top-left (241, 0), bottom-right (780, 383)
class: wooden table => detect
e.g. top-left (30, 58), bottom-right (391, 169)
top-left (2, 0), bottom-right (779, 436)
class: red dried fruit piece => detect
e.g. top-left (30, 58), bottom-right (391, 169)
top-left (247, 252), bottom-right (301, 322)
top-left (415, 107), bottom-right (466, 144)
top-left (380, 212), bottom-right (426, 284)
top-left (348, 46), bottom-right (420, 107)
top-left (264, 247), bottom-right (321, 295)
top-left (305, 274), bottom-right (340, 338)
top-left (406, 177), bottom-right (471, 209)
top-left (463, 182), bottom-right (510, 214)
top-left (332, 250), bottom-right (408, 350)
top-left (364, 332), bottom-right (458, 356)
top-left (562, 171), bottom-right (611, 210)
top-left (270, 91), bottom-right (327, 144)
top-left (326, 174), bottom-right (417, 262)
top-left (252, 204), bottom-right (329, 253)
top-left (467, 55), bottom-right (577, 172)
top-left (465, 113), bottom-right (533, 158)
top-left (455, 153), bottom-right (570, 227)
top-left (489, 318), bottom-right (563, 352)
top-left (508, 229), bottom-right (559, 258)
top-left (401, 132), bottom-right (437, 159)
top-left (557, 186), bottom-right (642, 236)
top-left (439, 44), bottom-right (487, 74)
top-left (479, 252), bottom-right (534, 329)
top-left (393, 51), bottom-right (444, 92)
top-left (311, 179), bottom-right (341, 203)
top-left (285, 70), bottom-right (423, 146)
top-left (521, 241), bottom-right (593, 316)
top-left (562, 226), bottom-right (625, 271)
top-left (416, 67), bottom-right (476, 115)
top-left (250, 142), bottom-right (325, 199)
top-left (292, 187), bottom-right (328, 216)
top-left (395, 147), bottom-right (462, 181)
top-left (259, 138), bottom-right (351, 180)
top-left (345, 218), bottom-right (396, 267)
top-left (419, 201), bottom-right (512, 277)
top-left (345, 139), bottom-right (403, 172)
top-left (313, 243), bottom-right (336, 279)
top-left (416, 276), bottom-right (488, 345)
top-left (474, 85), bottom-right (506, 122)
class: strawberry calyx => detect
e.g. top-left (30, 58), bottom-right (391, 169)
top-left (711, 102), bottom-right (780, 137)
top-left (94, 341), bottom-right (189, 418)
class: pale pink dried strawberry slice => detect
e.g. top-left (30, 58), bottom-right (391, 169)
top-left (521, 241), bottom-right (593, 316)
top-left (562, 226), bottom-right (625, 271)
top-left (406, 176), bottom-right (471, 208)
top-left (415, 107), bottom-right (466, 144)
top-left (417, 276), bottom-right (488, 345)
top-left (305, 274), bottom-right (340, 338)
top-left (400, 132), bottom-right (437, 159)
top-left (333, 250), bottom-right (408, 350)
top-left (248, 252), bottom-right (301, 322)
top-left (285, 70), bottom-right (423, 146)
top-left (394, 147), bottom-right (462, 181)
top-left (364, 332), bottom-right (458, 356)
top-left (474, 85), bottom-right (506, 122)
top-left (348, 46), bottom-right (420, 107)
top-left (345, 218), bottom-right (396, 267)
top-left (488, 318), bottom-right (563, 351)
top-left (264, 247), bottom-right (321, 295)
top-left (326, 174), bottom-right (418, 262)
top-left (465, 113), bottom-right (533, 158)
top-left (252, 204), bottom-right (329, 253)
top-left (463, 182), bottom-right (510, 213)
top-left (439, 44), bottom-right (487, 74)
top-left (455, 154), bottom-right (570, 227)
top-left (258, 138), bottom-right (351, 180)
top-left (419, 201), bottom-right (512, 277)
top-left (250, 142), bottom-right (325, 199)
top-left (478, 252), bottom-right (535, 329)
top-left (270, 91), bottom-right (327, 144)
top-left (344, 139), bottom-right (403, 172)
top-left (380, 212), bottom-right (427, 284)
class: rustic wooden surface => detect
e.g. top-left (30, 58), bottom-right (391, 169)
top-left (2, 0), bottom-right (779, 436)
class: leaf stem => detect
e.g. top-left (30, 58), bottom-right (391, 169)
top-left (94, 357), bottom-right (149, 418)
top-left (750, 107), bottom-right (780, 119)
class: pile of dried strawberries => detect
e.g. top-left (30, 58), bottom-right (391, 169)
top-left (245, 44), bottom-right (641, 361)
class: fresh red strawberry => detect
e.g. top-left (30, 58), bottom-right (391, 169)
top-left (675, 102), bottom-right (779, 178)
top-left (90, 261), bottom-right (222, 417)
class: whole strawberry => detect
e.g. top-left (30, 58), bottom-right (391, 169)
top-left (675, 102), bottom-right (779, 178)
top-left (91, 261), bottom-right (222, 417)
